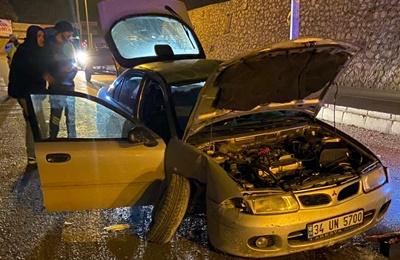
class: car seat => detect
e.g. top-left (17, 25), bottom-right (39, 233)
top-left (172, 87), bottom-right (202, 137)
top-left (143, 87), bottom-right (171, 142)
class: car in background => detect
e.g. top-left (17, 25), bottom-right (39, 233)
top-left (70, 37), bottom-right (87, 69)
top-left (25, 0), bottom-right (392, 258)
top-left (84, 47), bottom-right (116, 82)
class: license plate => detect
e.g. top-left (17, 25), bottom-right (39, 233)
top-left (307, 210), bottom-right (364, 240)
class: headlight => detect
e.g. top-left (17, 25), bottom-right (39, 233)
top-left (244, 194), bottom-right (299, 215)
top-left (362, 166), bottom-right (387, 193)
top-left (76, 51), bottom-right (87, 64)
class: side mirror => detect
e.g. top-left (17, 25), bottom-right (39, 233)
top-left (128, 127), bottom-right (158, 147)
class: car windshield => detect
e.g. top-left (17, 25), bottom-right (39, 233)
top-left (111, 15), bottom-right (200, 59)
top-left (170, 81), bottom-right (205, 134)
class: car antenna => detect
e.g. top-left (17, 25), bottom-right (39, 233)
top-left (164, 5), bottom-right (195, 49)
top-left (210, 118), bottom-right (215, 152)
top-left (333, 82), bottom-right (339, 133)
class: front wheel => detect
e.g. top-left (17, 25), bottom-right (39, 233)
top-left (84, 66), bottom-right (93, 82)
top-left (147, 174), bottom-right (190, 243)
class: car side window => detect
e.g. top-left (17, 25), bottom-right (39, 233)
top-left (29, 94), bottom-right (135, 140)
top-left (139, 82), bottom-right (170, 141)
top-left (117, 75), bottom-right (142, 112)
top-left (109, 76), bottom-right (124, 99)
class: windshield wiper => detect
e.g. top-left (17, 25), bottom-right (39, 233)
top-left (165, 5), bottom-right (195, 49)
top-left (200, 116), bottom-right (309, 133)
top-left (235, 116), bottom-right (310, 128)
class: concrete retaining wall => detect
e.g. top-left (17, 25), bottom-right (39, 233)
top-left (317, 104), bottom-right (400, 135)
top-left (189, 0), bottom-right (400, 91)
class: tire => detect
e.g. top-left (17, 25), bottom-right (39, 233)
top-left (85, 66), bottom-right (93, 82)
top-left (85, 71), bottom-right (92, 82)
top-left (147, 174), bottom-right (190, 243)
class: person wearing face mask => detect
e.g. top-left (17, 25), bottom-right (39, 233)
top-left (8, 25), bottom-right (53, 171)
top-left (45, 21), bottom-right (78, 139)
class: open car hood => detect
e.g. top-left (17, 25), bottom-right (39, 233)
top-left (97, 0), bottom-right (205, 68)
top-left (184, 38), bottom-right (360, 140)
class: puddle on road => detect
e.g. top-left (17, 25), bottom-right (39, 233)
top-left (62, 210), bottom-right (102, 243)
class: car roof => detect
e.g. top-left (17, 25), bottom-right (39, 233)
top-left (133, 59), bottom-right (222, 84)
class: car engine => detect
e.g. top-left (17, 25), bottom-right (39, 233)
top-left (199, 126), bottom-right (372, 191)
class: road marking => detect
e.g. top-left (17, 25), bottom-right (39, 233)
top-left (0, 77), bottom-right (10, 104)
top-left (61, 210), bottom-right (102, 242)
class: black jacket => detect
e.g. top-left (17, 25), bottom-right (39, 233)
top-left (8, 26), bottom-right (47, 99)
top-left (45, 35), bottom-right (78, 90)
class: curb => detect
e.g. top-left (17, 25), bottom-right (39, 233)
top-left (0, 77), bottom-right (9, 104)
top-left (317, 104), bottom-right (400, 135)
top-left (0, 94), bottom-right (10, 104)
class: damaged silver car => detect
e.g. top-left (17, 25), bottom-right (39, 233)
top-left (24, 0), bottom-right (391, 258)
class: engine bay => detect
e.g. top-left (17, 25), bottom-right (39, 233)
top-left (199, 126), bottom-right (374, 191)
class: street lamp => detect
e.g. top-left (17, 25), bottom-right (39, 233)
top-left (290, 0), bottom-right (300, 40)
top-left (74, 0), bottom-right (92, 49)
top-left (74, 0), bottom-right (83, 40)
top-left (84, 0), bottom-right (92, 49)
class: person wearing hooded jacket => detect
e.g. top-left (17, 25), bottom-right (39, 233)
top-left (8, 25), bottom-right (53, 170)
top-left (45, 21), bottom-right (78, 139)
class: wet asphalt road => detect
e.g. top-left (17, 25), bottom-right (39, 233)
top-left (0, 72), bottom-right (398, 259)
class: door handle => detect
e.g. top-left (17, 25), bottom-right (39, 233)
top-left (46, 153), bottom-right (71, 163)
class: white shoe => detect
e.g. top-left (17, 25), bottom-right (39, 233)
top-left (28, 157), bottom-right (37, 164)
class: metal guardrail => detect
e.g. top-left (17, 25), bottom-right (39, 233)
top-left (337, 86), bottom-right (400, 102)
top-left (325, 86), bottom-right (400, 115)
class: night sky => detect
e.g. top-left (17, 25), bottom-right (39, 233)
top-left (9, 0), bottom-right (101, 24)
top-left (8, 0), bottom-right (230, 25)
top-left (185, 0), bottom-right (229, 10)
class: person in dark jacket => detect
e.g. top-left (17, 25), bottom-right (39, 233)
top-left (45, 21), bottom-right (78, 138)
top-left (8, 25), bottom-right (53, 169)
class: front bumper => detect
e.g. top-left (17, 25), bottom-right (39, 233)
top-left (207, 182), bottom-right (391, 258)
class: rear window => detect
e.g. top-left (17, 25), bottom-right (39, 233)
top-left (111, 15), bottom-right (200, 59)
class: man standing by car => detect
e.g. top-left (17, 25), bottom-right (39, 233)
top-left (45, 21), bottom-right (78, 138)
